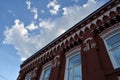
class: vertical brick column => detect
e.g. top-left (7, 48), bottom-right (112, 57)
top-left (58, 51), bottom-right (66, 80)
top-left (35, 63), bottom-right (42, 80)
top-left (81, 41), bottom-right (88, 80)
top-left (81, 35), bottom-right (106, 80)
top-left (49, 55), bottom-right (60, 80)
top-left (49, 49), bottom-right (66, 80)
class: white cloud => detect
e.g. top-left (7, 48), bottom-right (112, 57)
top-left (57, 29), bottom-right (66, 36)
top-left (39, 19), bottom-right (55, 30)
top-left (62, 7), bottom-right (67, 15)
top-left (3, 0), bottom-right (107, 61)
top-left (3, 19), bottom-right (41, 61)
top-left (83, 0), bottom-right (96, 7)
top-left (26, 22), bottom-right (38, 31)
top-left (26, 0), bottom-right (38, 20)
top-left (31, 8), bottom-right (38, 20)
top-left (47, 0), bottom-right (60, 15)
top-left (26, 0), bottom-right (31, 10)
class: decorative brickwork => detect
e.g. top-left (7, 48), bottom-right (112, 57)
top-left (17, 0), bottom-right (120, 80)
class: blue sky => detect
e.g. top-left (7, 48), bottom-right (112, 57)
top-left (0, 0), bottom-right (109, 80)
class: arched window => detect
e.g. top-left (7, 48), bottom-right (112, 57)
top-left (42, 67), bottom-right (51, 80)
top-left (105, 32), bottom-right (120, 68)
top-left (65, 51), bottom-right (82, 80)
top-left (25, 72), bottom-right (31, 80)
top-left (40, 63), bottom-right (51, 80)
top-left (25, 77), bottom-right (31, 80)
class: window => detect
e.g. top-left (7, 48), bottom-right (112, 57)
top-left (65, 52), bottom-right (82, 80)
top-left (25, 77), bottom-right (31, 80)
top-left (42, 67), bottom-right (51, 80)
top-left (105, 32), bottom-right (120, 68)
top-left (25, 72), bottom-right (31, 80)
top-left (40, 63), bottom-right (51, 80)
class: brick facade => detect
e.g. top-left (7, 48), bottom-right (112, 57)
top-left (17, 0), bottom-right (120, 80)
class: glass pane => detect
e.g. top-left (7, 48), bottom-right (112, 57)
top-left (74, 77), bottom-right (80, 80)
top-left (44, 69), bottom-right (51, 78)
top-left (69, 54), bottom-right (81, 68)
top-left (106, 33), bottom-right (120, 48)
top-left (68, 69), bottom-right (73, 80)
top-left (43, 68), bottom-right (51, 80)
top-left (25, 73), bottom-right (31, 80)
top-left (25, 77), bottom-right (31, 80)
top-left (28, 78), bottom-right (31, 80)
top-left (111, 47), bottom-right (120, 67)
top-left (68, 53), bottom-right (82, 80)
top-left (74, 66), bottom-right (81, 80)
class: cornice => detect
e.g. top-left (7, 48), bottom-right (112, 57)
top-left (20, 0), bottom-right (120, 71)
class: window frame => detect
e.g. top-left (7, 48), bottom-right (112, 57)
top-left (103, 30), bottom-right (120, 69)
top-left (64, 46), bottom-right (82, 80)
top-left (25, 72), bottom-right (32, 80)
top-left (40, 62), bottom-right (52, 80)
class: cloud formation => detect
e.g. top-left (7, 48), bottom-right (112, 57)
top-left (39, 19), bottom-right (55, 30)
top-left (26, 22), bottom-right (38, 31)
top-left (3, 0), bottom-right (107, 61)
top-left (31, 8), bottom-right (38, 20)
top-left (47, 0), bottom-right (60, 15)
top-left (26, 0), bottom-right (31, 10)
top-left (26, 0), bottom-right (38, 20)
top-left (3, 19), bottom-right (42, 61)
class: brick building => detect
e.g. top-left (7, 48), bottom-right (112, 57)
top-left (17, 0), bottom-right (120, 80)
